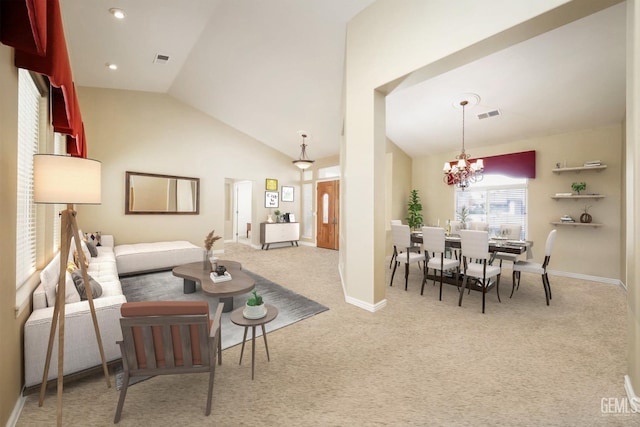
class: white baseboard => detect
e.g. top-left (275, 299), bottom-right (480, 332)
top-left (298, 241), bottom-right (316, 247)
top-left (338, 262), bottom-right (387, 312)
top-left (625, 375), bottom-right (640, 412)
top-left (7, 391), bottom-right (26, 427)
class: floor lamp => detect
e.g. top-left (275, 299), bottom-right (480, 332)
top-left (33, 154), bottom-right (110, 426)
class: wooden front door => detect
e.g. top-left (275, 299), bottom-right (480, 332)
top-left (316, 180), bottom-right (339, 250)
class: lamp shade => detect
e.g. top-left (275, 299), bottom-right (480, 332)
top-left (33, 154), bottom-right (101, 204)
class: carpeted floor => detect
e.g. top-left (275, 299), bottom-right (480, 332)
top-left (120, 269), bottom-right (329, 351)
top-left (17, 243), bottom-right (636, 426)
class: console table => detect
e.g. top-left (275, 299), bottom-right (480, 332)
top-left (260, 222), bottom-right (300, 250)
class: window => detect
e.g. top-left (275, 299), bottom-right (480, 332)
top-left (455, 175), bottom-right (528, 239)
top-left (16, 69), bottom-right (42, 289)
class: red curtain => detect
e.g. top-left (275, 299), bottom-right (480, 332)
top-left (0, 0), bottom-right (86, 157)
top-left (445, 150), bottom-right (536, 185)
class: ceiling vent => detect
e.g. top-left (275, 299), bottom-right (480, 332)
top-left (477, 109), bottom-right (501, 120)
top-left (153, 54), bottom-right (170, 64)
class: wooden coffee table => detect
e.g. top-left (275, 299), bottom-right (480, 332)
top-left (172, 260), bottom-right (255, 312)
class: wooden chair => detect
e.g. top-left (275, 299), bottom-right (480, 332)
top-left (458, 230), bottom-right (502, 313)
top-left (421, 226), bottom-right (460, 300)
top-left (114, 301), bottom-right (224, 423)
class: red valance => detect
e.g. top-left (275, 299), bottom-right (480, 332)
top-left (0, 0), bottom-right (47, 56)
top-left (0, 0), bottom-right (86, 157)
top-left (445, 150), bottom-right (536, 185)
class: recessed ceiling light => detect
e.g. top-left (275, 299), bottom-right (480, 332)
top-left (109, 8), bottom-right (126, 19)
top-left (106, 63), bottom-right (118, 70)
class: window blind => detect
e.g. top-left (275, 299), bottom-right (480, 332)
top-left (16, 69), bottom-right (41, 289)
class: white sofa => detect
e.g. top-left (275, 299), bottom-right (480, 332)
top-left (23, 235), bottom-right (126, 388)
top-left (23, 236), bottom-right (206, 388)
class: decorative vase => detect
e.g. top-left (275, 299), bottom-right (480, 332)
top-left (203, 249), bottom-right (212, 271)
top-left (267, 215), bottom-right (274, 223)
top-left (243, 303), bottom-right (267, 319)
top-left (580, 212), bottom-right (593, 223)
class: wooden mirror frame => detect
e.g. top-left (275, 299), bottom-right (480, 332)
top-left (125, 171), bottom-right (200, 215)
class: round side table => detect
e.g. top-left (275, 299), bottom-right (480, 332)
top-left (229, 303), bottom-right (278, 380)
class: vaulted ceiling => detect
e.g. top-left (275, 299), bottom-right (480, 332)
top-left (59, 0), bottom-right (626, 161)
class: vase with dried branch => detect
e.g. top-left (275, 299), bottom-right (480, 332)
top-left (204, 230), bottom-right (222, 271)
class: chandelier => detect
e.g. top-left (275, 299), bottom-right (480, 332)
top-left (443, 100), bottom-right (484, 190)
top-left (292, 133), bottom-right (315, 170)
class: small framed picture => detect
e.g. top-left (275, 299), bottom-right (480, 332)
top-left (281, 186), bottom-right (294, 202)
top-left (265, 178), bottom-right (278, 191)
top-left (265, 191), bottom-right (279, 208)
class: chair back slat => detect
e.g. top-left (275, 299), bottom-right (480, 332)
top-left (179, 324), bottom-right (194, 368)
top-left (422, 226), bottom-right (445, 254)
top-left (499, 223), bottom-right (522, 240)
top-left (391, 224), bottom-right (411, 248)
top-left (545, 229), bottom-right (557, 256)
top-left (160, 324), bottom-right (175, 369)
top-left (460, 230), bottom-right (490, 260)
top-left (141, 326), bottom-right (157, 369)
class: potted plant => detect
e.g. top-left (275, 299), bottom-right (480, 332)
top-left (244, 288), bottom-right (266, 319)
top-left (571, 182), bottom-right (586, 195)
top-left (274, 209), bottom-right (281, 222)
top-left (406, 189), bottom-right (423, 230)
top-left (457, 206), bottom-right (469, 229)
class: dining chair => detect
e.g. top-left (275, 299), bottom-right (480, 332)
top-left (458, 230), bottom-right (502, 313)
top-left (449, 220), bottom-right (463, 236)
top-left (511, 229), bottom-right (557, 305)
top-left (389, 219), bottom-right (403, 269)
top-left (421, 226), bottom-right (460, 300)
top-left (390, 224), bottom-right (424, 291)
top-left (114, 301), bottom-right (224, 423)
top-left (493, 223), bottom-right (523, 267)
top-left (468, 221), bottom-right (489, 231)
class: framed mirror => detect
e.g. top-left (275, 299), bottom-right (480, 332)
top-left (125, 171), bottom-right (200, 214)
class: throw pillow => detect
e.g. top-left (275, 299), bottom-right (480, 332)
top-left (67, 261), bottom-right (78, 273)
top-left (84, 231), bottom-right (102, 246)
top-left (71, 270), bottom-right (103, 300)
top-left (57, 271), bottom-right (81, 304)
top-left (85, 240), bottom-right (98, 257)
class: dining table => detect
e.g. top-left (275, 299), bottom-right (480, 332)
top-left (410, 231), bottom-right (533, 292)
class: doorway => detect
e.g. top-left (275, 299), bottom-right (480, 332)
top-left (233, 180), bottom-right (252, 245)
top-left (316, 180), bottom-right (339, 250)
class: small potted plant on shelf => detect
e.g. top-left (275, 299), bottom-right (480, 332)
top-left (274, 209), bottom-right (281, 223)
top-left (571, 182), bottom-right (587, 195)
top-left (244, 288), bottom-right (266, 319)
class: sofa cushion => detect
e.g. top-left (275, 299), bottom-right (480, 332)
top-left (40, 253), bottom-right (61, 307)
top-left (71, 270), bottom-right (103, 300)
top-left (59, 271), bottom-right (81, 304)
top-left (85, 241), bottom-right (98, 257)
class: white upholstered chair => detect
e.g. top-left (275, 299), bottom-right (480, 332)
top-left (421, 226), bottom-right (460, 300)
top-left (493, 223), bottom-right (523, 267)
top-left (511, 229), bottom-right (557, 305)
top-left (449, 220), bottom-right (463, 236)
top-left (458, 230), bottom-right (502, 313)
top-left (468, 221), bottom-right (489, 231)
top-left (389, 220), bottom-right (403, 268)
top-left (390, 224), bottom-right (424, 291)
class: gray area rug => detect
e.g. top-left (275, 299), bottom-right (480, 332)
top-left (116, 269), bottom-right (328, 390)
top-left (119, 269), bottom-right (328, 351)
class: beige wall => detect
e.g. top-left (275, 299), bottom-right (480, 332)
top-left (0, 43), bottom-right (27, 427)
top-left (413, 124), bottom-right (623, 281)
top-left (75, 87), bottom-right (301, 249)
top-left (385, 138), bottom-right (412, 255)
